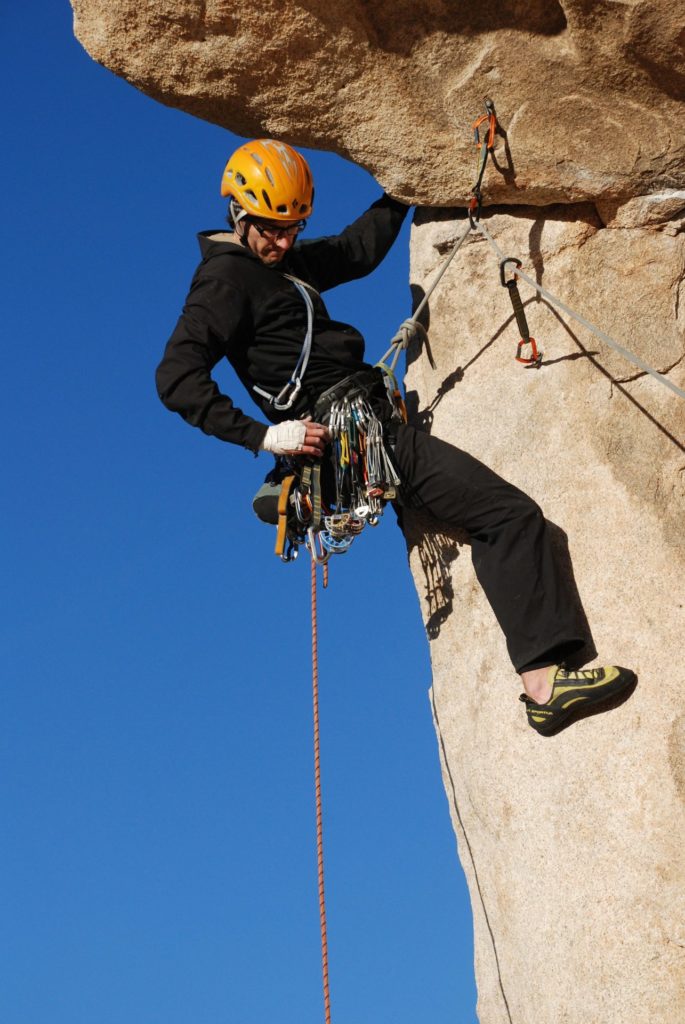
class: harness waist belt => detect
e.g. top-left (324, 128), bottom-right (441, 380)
top-left (313, 368), bottom-right (388, 422)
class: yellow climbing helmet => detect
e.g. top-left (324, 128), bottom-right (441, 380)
top-left (220, 139), bottom-right (314, 221)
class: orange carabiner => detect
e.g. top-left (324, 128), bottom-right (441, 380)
top-left (515, 337), bottom-right (543, 367)
top-left (472, 113), bottom-right (496, 152)
top-left (472, 98), bottom-right (497, 152)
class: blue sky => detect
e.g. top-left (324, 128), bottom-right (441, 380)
top-left (2, 4), bottom-right (478, 1022)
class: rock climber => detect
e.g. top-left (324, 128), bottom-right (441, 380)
top-left (156, 138), bottom-right (636, 735)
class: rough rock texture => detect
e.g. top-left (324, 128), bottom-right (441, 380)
top-left (71, 0), bottom-right (685, 206)
top-left (402, 206), bottom-right (685, 1023)
top-left (71, 3), bottom-right (685, 1021)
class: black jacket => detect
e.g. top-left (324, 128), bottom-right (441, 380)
top-left (156, 193), bottom-right (409, 452)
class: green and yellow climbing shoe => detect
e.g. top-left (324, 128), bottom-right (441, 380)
top-left (520, 665), bottom-right (636, 735)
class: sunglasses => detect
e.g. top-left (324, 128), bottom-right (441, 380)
top-left (251, 219), bottom-right (307, 241)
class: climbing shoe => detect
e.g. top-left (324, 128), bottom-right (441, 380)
top-left (520, 665), bottom-right (636, 735)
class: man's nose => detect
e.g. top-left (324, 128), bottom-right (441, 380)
top-left (275, 233), bottom-right (295, 251)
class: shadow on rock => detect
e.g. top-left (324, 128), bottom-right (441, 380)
top-left (399, 509), bottom-right (466, 639)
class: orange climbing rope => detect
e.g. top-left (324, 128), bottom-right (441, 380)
top-left (310, 556), bottom-right (331, 1024)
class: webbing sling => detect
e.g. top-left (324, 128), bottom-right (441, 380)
top-left (275, 474), bottom-right (296, 559)
top-left (253, 274), bottom-right (315, 411)
top-left (299, 461), bottom-right (323, 531)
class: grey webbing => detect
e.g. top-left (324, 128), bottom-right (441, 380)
top-left (475, 219), bottom-right (685, 401)
top-left (253, 274), bottom-right (315, 411)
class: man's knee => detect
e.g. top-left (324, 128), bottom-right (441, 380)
top-left (510, 495), bottom-right (546, 538)
top-left (492, 485), bottom-right (544, 530)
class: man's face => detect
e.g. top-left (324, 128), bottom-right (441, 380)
top-left (241, 219), bottom-right (303, 265)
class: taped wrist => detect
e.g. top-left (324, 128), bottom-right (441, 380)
top-left (261, 420), bottom-right (307, 455)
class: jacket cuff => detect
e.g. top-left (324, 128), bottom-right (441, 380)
top-left (245, 421), bottom-right (269, 454)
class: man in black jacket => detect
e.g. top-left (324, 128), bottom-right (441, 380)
top-left (157, 138), bottom-right (635, 735)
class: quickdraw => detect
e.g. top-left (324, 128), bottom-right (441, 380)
top-left (469, 97), bottom-right (497, 225)
top-left (500, 257), bottom-right (543, 367)
top-left (468, 101), bottom-right (544, 365)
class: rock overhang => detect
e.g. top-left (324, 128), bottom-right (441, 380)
top-left (71, 0), bottom-right (685, 208)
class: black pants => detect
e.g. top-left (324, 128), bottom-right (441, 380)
top-left (392, 424), bottom-right (584, 673)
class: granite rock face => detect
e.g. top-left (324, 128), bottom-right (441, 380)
top-left (71, 2), bottom-right (685, 1021)
top-left (403, 205), bottom-right (685, 1023)
top-left (71, 0), bottom-right (685, 206)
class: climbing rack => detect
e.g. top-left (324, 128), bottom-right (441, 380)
top-left (274, 375), bottom-right (404, 565)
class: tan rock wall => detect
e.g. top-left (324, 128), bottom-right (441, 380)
top-left (403, 204), bottom-right (685, 1023)
top-left (71, 0), bottom-right (685, 206)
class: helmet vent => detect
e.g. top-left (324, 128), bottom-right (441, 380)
top-left (220, 140), bottom-right (314, 219)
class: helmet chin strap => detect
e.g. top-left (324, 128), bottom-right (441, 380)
top-left (229, 200), bottom-right (250, 246)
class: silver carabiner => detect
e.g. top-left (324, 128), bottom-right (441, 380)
top-left (307, 527), bottom-right (331, 565)
top-left (280, 538), bottom-right (299, 563)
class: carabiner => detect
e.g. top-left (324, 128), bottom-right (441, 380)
top-left (468, 194), bottom-right (481, 230)
top-left (319, 531), bottom-right (354, 555)
top-left (307, 527), bottom-right (331, 565)
top-left (472, 97), bottom-right (497, 152)
top-left (515, 338), bottom-right (543, 368)
top-left (280, 538), bottom-right (299, 563)
top-left (499, 257), bottom-right (522, 287)
top-left (294, 488), bottom-right (312, 524)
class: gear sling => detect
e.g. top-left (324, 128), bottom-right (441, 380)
top-left (253, 364), bottom-right (405, 564)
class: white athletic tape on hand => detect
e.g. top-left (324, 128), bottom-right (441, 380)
top-left (261, 420), bottom-right (307, 455)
